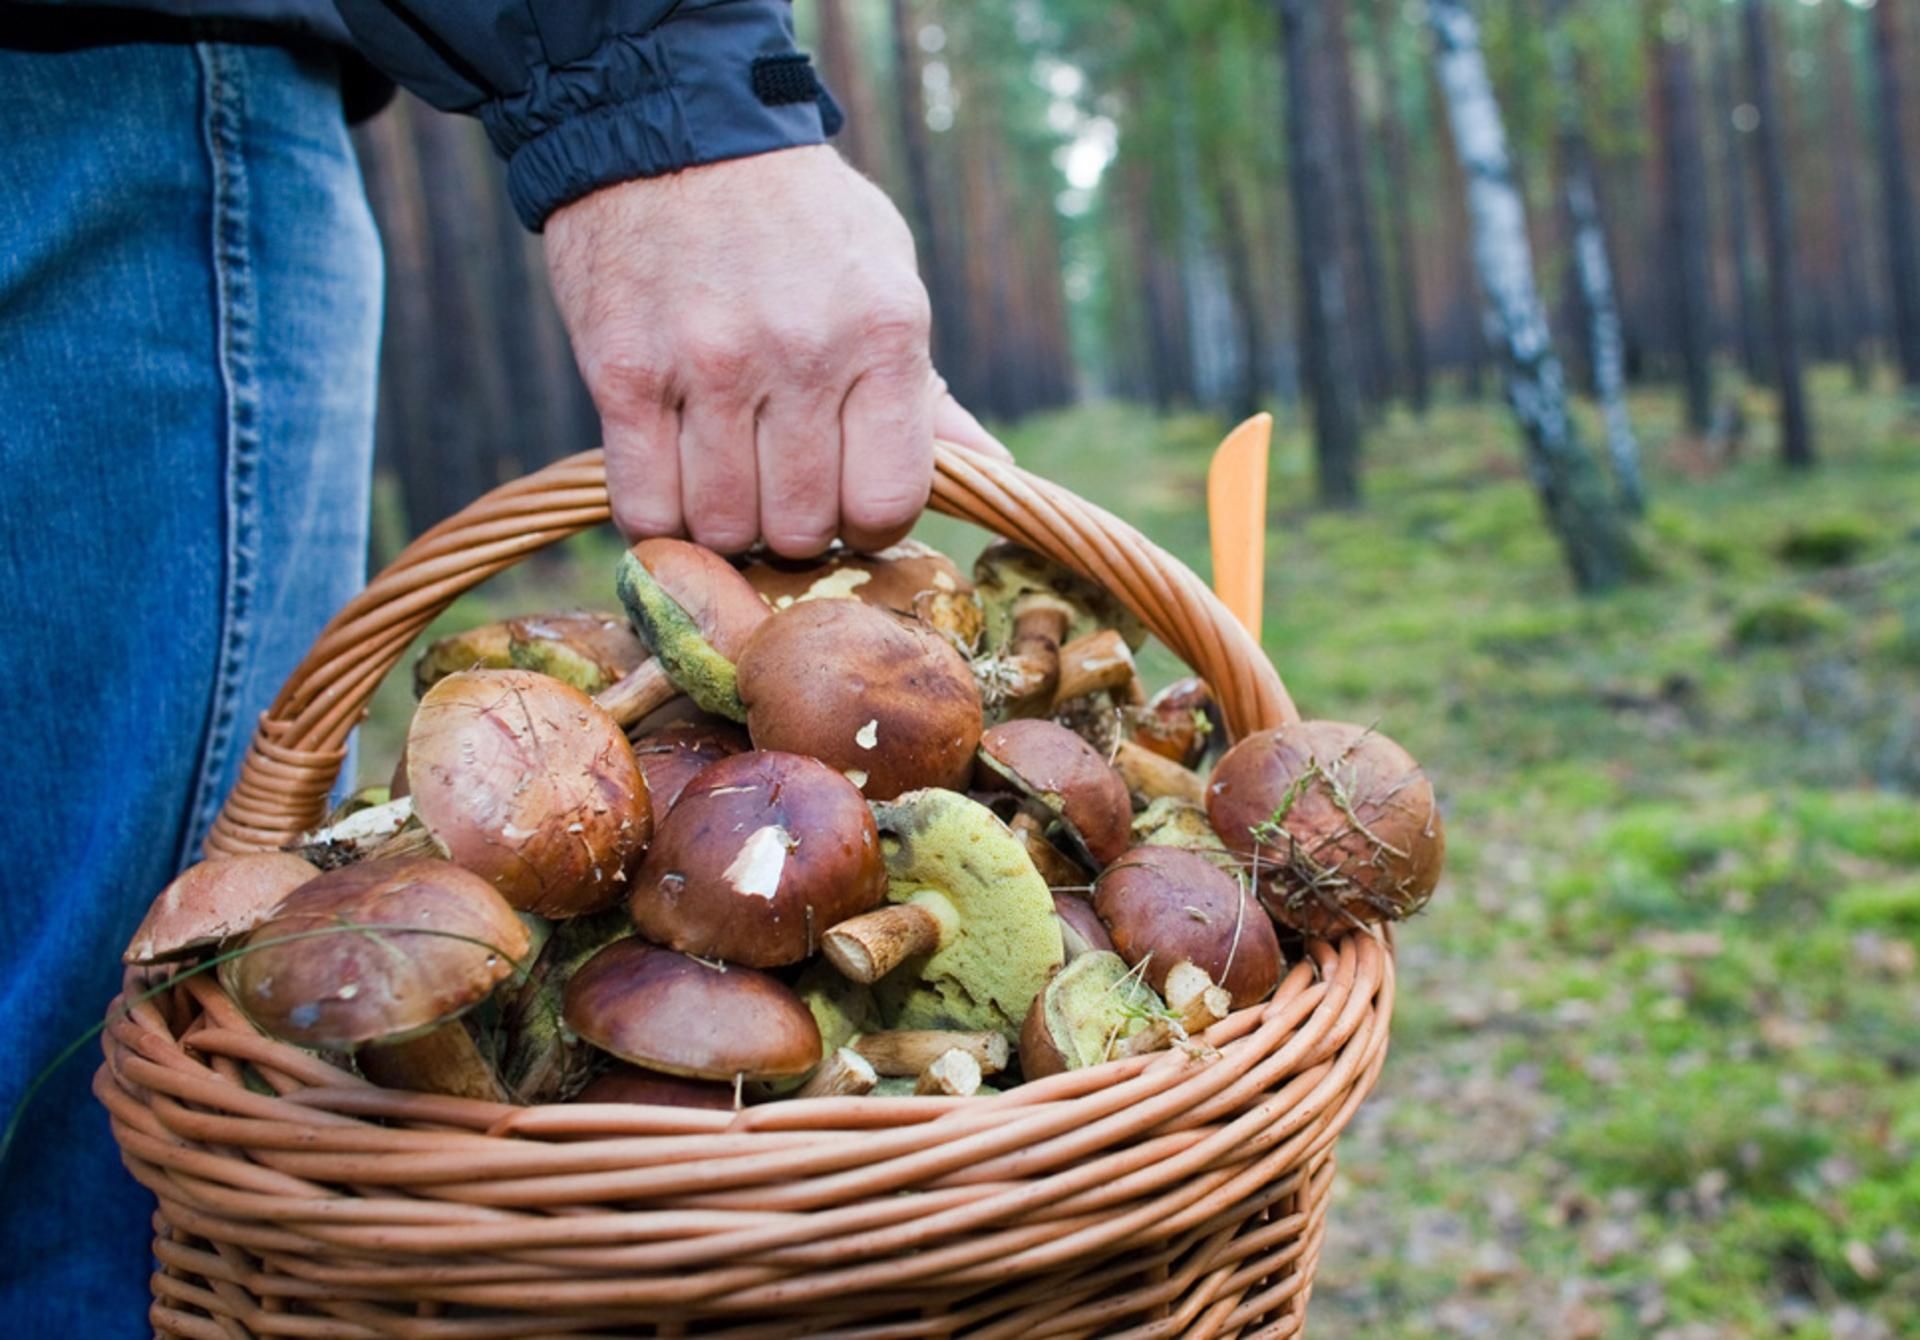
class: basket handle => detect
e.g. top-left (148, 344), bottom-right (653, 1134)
top-left (205, 443), bottom-right (1296, 856)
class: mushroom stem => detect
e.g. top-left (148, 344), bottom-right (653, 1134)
top-left (1051, 629), bottom-right (1139, 709)
top-left (1000, 599), bottom-right (1072, 716)
top-left (852, 1029), bottom-right (1010, 1076)
top-left (1113, 1018), bottom-right (1180, 1059)
top-left (1163, 962), bottom-right (1234, 1034)
top-left (1112, 738), bottom-right (1208, 806)
top-left (914, 1048), bottom-right (983, 1096)
top-left (820, 903), bottom-right (944, 983)
top-left (358, 1022), bottom-right (505, 1102)
top-left (593, 658), bottom-right (678, 730)
top-left (794, 1047), bottom-right (879, 1099)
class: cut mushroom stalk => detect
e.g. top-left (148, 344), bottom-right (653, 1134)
top-left (851, 1029), bottom-right (1009, 1077)
top-left (794, 1047), bottom-right (880, 1099)
top-left (1163, 961), bottom-right (1235, 1033)
top-left (996, 598), bottom-right (1071, 718)
top-left (1112, 738), bottom-right (1208, 807)
top-left (914, 1048), bottom-right (983, 1096)
top-left (1051, 629), bottom-right (1139, 710)
top-left (821, 901), bottom-right (945, 984)
top-left (292, 796), bottom-right (415, 871)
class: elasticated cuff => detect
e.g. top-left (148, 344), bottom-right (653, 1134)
top-left (479, 0), bottom-right (836, 230)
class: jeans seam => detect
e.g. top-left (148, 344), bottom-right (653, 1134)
top-left (179, 41), bottom-right (260, 869)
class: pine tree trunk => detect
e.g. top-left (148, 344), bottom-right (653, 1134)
top-left (1326, 0), bottom-right (1394, 407)
top-left (1216, 174), bottom-right (1270, 423)
top-left (1711, 12), bottom-right (1767, 385)
top-left (1429, 0), bottom-right (1634, 593)
top-left (887, 0), bottom-right (967, 386)
top-left (1277, 0), bottom-right (1363, 506)
top-left (1648, 7), bottom-right (1716, 433)
top-left (1872, 0), bottom-right (1920, 394)
top-left (817, 0), bottom-right (882, 181)
top-left (1368, 0), bottom-right (1432, 415)
top-left (1743, 0), bottom-right (1814, 467)
top-left (1821, 4), bottom-right (1874, 389)
top-left (1549, 3), bottom-right (1645, 515)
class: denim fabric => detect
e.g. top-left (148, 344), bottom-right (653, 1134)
top-left (0, 37), bottom-right (380, 1334)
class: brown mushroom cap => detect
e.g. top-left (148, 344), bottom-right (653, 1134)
top-left (1092, 846), bottom-right (1281, 1008)
top-left (219, 858), bottom-right (530, 1050)
top-left (573, 1064), bottom-right (737, 1110)
top-left (1207, 721), bottom-right (1445, 936)
top-left (975, 719), bottom-right (1133, 868)
top-left (631, 751), bottom-right (886, 967)
top-left (629, 717), bottom-right (751, 817)
top-left (124, 852), bottom-right (319, 965)
top-left (563, 940), bottom-right (821, 1081)
top-left (406, 668), bottom-right (652, 918)
top-left (741, 540), bottom-right (983, 652)
top-left (735, 600), bottom-right (983, 800)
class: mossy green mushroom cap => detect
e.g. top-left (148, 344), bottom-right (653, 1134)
top-left (864, 788), bottom-right (1064, 1042)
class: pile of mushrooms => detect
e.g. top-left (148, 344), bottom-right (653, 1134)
top-left (126, 532), bottom-right (1444, 1109)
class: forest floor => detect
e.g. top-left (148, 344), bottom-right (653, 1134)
top-left (363, 370), bottom-right (1920, 1339)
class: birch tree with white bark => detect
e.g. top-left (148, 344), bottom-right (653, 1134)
top-left (1428, 0), bottom-right (1635, 592)
top-left (1547, 2), bottom-right (1645, 516)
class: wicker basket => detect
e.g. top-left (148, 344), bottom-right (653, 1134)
top-left (99, 444), bottom-right (1396, 1339)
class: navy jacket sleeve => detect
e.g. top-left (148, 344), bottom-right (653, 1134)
top-left (333, 0), bottom-right (840, 229)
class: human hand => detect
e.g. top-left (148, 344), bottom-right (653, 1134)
top-left (545, 145), bottom-right (1008, 556)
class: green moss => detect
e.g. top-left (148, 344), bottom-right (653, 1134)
top-left (1731, 592), bottom-right (1849, 647)
top-left (1777, 516), bottom-right (1879, 568)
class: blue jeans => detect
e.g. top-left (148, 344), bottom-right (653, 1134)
top-left (0, 37), bottom-right (380, 1333)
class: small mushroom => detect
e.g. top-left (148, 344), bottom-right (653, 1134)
top-left (1092, 845), bottom-right (1281, 1009)
top-left (574, 1064), bottom-right (739, 1110)
top-left (605, 538), bottom-right (771, 725)
top-left (630, 751), bottom-right (886, 968)
top-left (1127, 677), bottom-right (1222, 768)
top-left (757, 962), bottom-right (881, 1098)
top-left (1052, 892), bottom-right (1116, 960)
top-left (741, 539), bottom-right (984, 653)
top-left (973, 542), bottom-right (1147, 719)
top-left (124, 852), bottom-right (319, 965)
top-left (974, 719), bottom-right (1132, 868)
top-left (734, 600), bottom-right (983, 800)
top-left (1018, 950), bottom-right (1166, 1080)
top-left (563, 940), bottom-right (820, 1082)
top-left (505, 611), bottom-right (647, 695)
top-left (628, 716), bottom-right (751, 818)
top-left (219, 857), bottom-right (530, 1050)
top-left (1208, 721), bottom-right (1445, 936)
top-left (822, 789), bottom-right (1062, 1044)
top-left (849, 1029), bottom-right (1010, 1077)
top-left (404, 669), bottom-right (652, 918)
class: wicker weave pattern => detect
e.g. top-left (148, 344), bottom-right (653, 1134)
top-left (103, 446), bottom-right (1392, 1337)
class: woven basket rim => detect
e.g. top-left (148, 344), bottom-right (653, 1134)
top-left (103, 440), bottom-right (1394, 1337)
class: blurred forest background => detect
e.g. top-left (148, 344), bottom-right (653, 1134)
top-left (351, 2), bottom-right (1920, 1336)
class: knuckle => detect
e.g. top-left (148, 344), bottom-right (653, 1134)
top-left (855, 286), bottom-right (932, 349)
top-left (683, 331), bottom-right (756, 395)
top-left (585, 347), bottom-right (673, 414)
